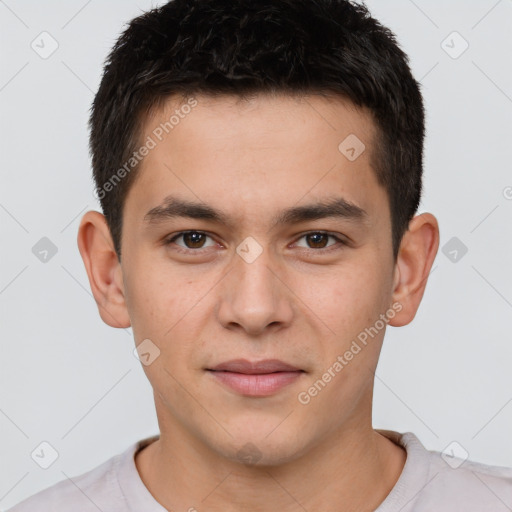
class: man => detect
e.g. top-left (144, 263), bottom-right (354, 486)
top-left (9, 0), bottom-right (512, 510)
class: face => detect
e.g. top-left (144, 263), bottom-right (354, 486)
top-left (118, 93), bottom-right (398, 464)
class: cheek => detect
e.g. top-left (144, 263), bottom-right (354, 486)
top-left (294, 263), bottom-right (388, 424)
top-left (300, 258), bottom-right (387, 338)
top-left (123, 257), bottom-right (183, 339)
top-left (125, 260), bottom-right (217, 358)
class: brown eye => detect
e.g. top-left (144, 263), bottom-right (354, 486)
top-left (182, 232), bottom-right (207, 248)
top-left (306, 233), bottom-right (329, 248)
top-left (294, 232), bottom-right (345, 251)
top-left (166, 231), bottom-right (216, 250)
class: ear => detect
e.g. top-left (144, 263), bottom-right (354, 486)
top-left (388, 212), bottom-right (439, 327)
top-left (76, 210), bottom-right (131, 328)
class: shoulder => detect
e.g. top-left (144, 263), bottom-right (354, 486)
top-left (401, 432), bottom-right (512, 511)
top-left (6, 444), bottom-right (133, 512)
top-left (423, 447), bottom-right (512, 509)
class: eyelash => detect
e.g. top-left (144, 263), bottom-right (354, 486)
top-left (163, 230), bottom-right (348, 254)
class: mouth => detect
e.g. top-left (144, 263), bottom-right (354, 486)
top-left (206, 359), bottom-right (305, 397)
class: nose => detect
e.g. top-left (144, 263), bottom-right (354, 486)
top-left (216, 248), bottom-right (294, 336)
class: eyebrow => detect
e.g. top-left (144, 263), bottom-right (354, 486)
top-left (143, 195), bottom-right (368, 228)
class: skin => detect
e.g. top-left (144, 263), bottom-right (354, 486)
top-left (77, 93), bottom-right (439, 512)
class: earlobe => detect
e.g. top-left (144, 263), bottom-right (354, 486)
top-left (388, 213), bottom-right (439, 327)
top-left (77, 210), bottom-right (131, 328)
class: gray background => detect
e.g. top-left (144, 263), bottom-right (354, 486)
top-left (1, 0), bottom-right (511, 508)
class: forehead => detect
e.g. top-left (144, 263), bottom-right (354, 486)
top-left (124, 92), bottom-right (388, 227)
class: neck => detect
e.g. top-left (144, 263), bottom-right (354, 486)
top-left (135, 407), bottom-right (406, 511)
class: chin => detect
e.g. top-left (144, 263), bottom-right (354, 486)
top-left (219, 434), bottom-right (309, 468)
top-left (207, 412), bottom-right (317, 466)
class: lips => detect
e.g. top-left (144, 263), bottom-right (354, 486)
top-left (207, 359), bottom-right (304, 397)
top-left (208, 359), bottom-right (302, 374)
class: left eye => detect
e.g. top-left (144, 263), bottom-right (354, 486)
top-left (294, 232), bottom-right (341, 249)
top-left (167, 231), bottom-right (216, 249)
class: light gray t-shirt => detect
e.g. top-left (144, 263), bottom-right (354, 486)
top-left (7, 429), bottom-right (512, 511)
